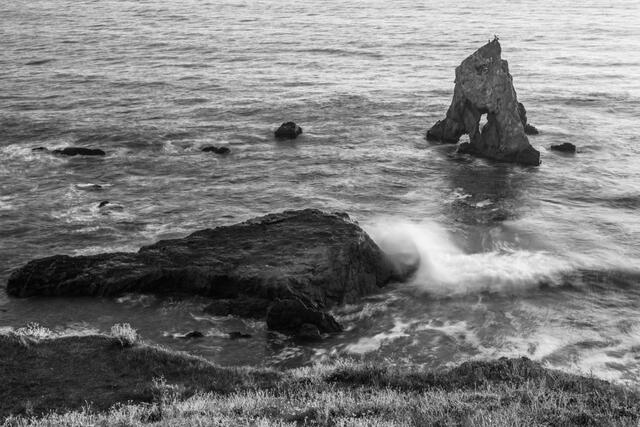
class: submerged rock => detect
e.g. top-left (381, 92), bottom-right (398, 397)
top-left (8, 209), bottom-right (406, 312)
top-left (550, 142), bottom-right (577, 153)
top-left (201, 145), bottom-right (230, 154)
top-left (426, 38), bottom-right (540, 166)
top-left (274, 122), bottom-right (303, 139)
top-left (52, 147), bottom-right (106, 156)
top-left (180, 331), bottom-right (204, 339)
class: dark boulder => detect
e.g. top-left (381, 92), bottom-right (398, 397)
top-left (201, 145), bottom-right (230, 155)
top-left (550, 142), bottom-right (576, 153)
top-left (52, 147), bottom-right (106, 156)
top-left (7, 209), bottom-right (407, 311)
top-left (274, 122), bottom-right (302, 139)
top-left (426, 38), bottom-right (540, 166)
top-left (266, 298), bottom-right (342, 335)
top-left (98, 201), bottom-right (110, 208)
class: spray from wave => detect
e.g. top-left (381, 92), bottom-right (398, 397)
top-left (365, 219), bottom-right (575, 296)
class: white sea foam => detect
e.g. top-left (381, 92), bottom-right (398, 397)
top-left (415, 319), bottom-right (483, 349)
top-left (0, 196), bottom-right (14, 211)
top-left (344, 318), bottom-right (414, 354)
top-left (366, 220), bottom-right (575, 296)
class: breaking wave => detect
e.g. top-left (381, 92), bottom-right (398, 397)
top-left (366, 220), bottom-right (575, 296)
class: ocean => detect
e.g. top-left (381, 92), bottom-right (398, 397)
top-left (1, 0), bottom-right (639, 384)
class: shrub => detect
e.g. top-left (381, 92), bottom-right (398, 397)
top-left (110, 323), bottom-right (138, 348)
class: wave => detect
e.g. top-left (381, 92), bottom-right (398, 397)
top-left (366, 220), bottom-right (578, 296)
top-left (367, 219), bottom-right (640, 296)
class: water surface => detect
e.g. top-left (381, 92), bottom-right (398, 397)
top-left (1, 0), bottom-right (640, 384)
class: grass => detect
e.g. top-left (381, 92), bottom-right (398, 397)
top-left (1, 326), bottom-right (639, 426)
top-left (110, 323), bottom-right (138, 348)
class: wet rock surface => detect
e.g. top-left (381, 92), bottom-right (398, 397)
top-left (427, 38), bottom-right (540, 165)
top-left (274, 122), bottom-right (303, 139)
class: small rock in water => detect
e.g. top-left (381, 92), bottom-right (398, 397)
top-left (201, 145), bottom-right (230, 154)
top-left (524, 124), bottom-right (539, 135)
top-left (98, 201), bottom-right (110, 208)
top-left (550, 142), bottom-right (577, 153)
top-left (274, 122), bottom-right (303, 139)
top-left (31, 147), bottom-right (49, 152)
top-left (52, 147), bottom-right (106, 156)
top-left (181, 331), bottom-right (204, 339)
top-left (228, 332), bottom-right (252, 339)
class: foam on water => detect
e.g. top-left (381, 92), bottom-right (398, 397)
top-left (344, 318), bottom-right (414, 355)
top-left (367, 220), bottom-right (575, 296)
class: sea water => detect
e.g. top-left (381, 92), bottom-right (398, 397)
top-left (1, 0), bottom-right (640, 384)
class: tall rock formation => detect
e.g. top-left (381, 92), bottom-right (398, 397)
top-left (426, 38), bottom-right (540, 166)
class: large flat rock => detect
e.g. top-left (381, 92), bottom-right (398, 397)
top-left (7, 209), bottom-right (403, 308)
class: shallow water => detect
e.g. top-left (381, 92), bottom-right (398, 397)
top-left (1, 0), bottom-right (640, 384)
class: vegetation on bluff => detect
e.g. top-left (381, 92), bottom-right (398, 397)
top-left (1, 325), bottom-right (638, 426)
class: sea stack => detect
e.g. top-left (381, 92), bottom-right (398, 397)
top-left (427, 38), bottom-right (540, 166)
